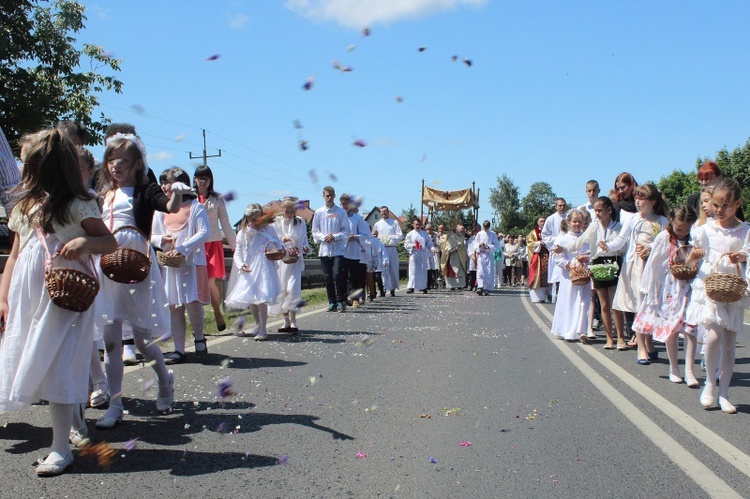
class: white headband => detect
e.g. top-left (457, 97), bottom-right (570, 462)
top-left (105, 132), bottom-right (149, 172)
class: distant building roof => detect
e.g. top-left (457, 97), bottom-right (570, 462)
top-left (362, 206), bottom-right (405, 229)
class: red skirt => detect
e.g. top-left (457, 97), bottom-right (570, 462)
top-left (204, 240), bottom-right (227, 279)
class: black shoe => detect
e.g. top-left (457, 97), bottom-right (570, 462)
top-left (390, 290), bottom-right (395, 297)
top-left (421, 289), bottom-right (427, 294)
top-left (165, 351), bottom-right (186, 365)
top-left (406, 288), bottom-right (414, 294)
top-left (379, 292), bottom-right (385, 297)
top-left (194, 339), bottom-right (208, 357)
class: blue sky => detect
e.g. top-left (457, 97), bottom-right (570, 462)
top-left (79, 0), bottom-right (750, 225)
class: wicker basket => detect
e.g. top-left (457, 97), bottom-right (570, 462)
top-left (589, 263), bottom-right (618, 282)
top-left (100, 226), bottom-right (151, 283)
top-left (282, 244), bottom-right (300, 264)
top-left (156, 251), bottom-right (186, 268)
top-left (45, 265), bottom-right (100, 312)
top-left (669, 245), bottom-right (698, 281)
top-left (670, 263), bottom-right (698, 281)
top-left (569, 265), bottom-right (591, 286)
top-left (264, 241), bottom-right (286, 261)
top-left (705, 254), bottom-right (747, 303)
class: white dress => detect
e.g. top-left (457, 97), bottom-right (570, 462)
top-left (609, 213), bottom-right (668, 313)
top-left (404, 228), bottom-right (433, 290)
top-left (269, 216), bottom-right (310, 315)
top-left (0, 198), bottom-right (101, 409)
top-left (226, 225), bottom-right (282, 308)
top-left (151, 200), bottom-right (210, 306)
top-left (96, 188), bottom-right (171, 338)
top-left (685, 220), bottom-right (750, 334)
top-left (550, 232), bottom-right (592, 340)
top-left (632, 231), bottom-right (695, 342)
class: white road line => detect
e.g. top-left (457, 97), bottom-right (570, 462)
top-left (522, 298), bottom-right (742, 499)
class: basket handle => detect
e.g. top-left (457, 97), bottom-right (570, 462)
top-left (713, 253), bottom-right (744, 277)
top-left (34, 224), bottom-right (97, 275)
top-left (111, 225), bottom-right (152, 263)
top-left (264, 240), bottom-right (283, 252)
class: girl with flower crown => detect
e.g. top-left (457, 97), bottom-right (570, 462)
top-left (93, 133), bottom-right (188, 429)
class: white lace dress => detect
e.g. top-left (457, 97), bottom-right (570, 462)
top-left (0, 198), bottom-right (101, 409)
top-left (685, 220), bottom-right (750, 334)
top-left (96, 188), bottom-right (170, 337)
top-left (633, 231), bottom-right (695, 342)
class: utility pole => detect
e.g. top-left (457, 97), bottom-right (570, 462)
top-left (189, 129), bottom-right (221, 166)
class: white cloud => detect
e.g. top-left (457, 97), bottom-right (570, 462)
top-left (148, 151), bottom-right (173, 162)
top-left (228, 13), bottom-right (251, 28)
top-left (285, 0), bottom-right (487, 28)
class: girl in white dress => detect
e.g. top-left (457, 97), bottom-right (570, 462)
top-left (94, 134), bottom-right (187, 429)
top-left (633, 206), bottom-right (703, 387)
top-left (560, 197), bottom-right (624, 349)
top-left (602, 184), bottom-right (669, 364)
top-left (226, 203), bottom-right (282, 341)
top-left (269, 197), bottom-right (311, 334)
top-left (685, 178), bottom-right (750, 413)
top-left (0, 130), bottom-right (117, 476)
top-left (550, 209), bottom-right (592, 341)
top-left (152, 168), bottom-right (210, 363)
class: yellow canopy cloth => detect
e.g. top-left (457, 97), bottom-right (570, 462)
top-left (422, 186), bottom-right (477, 211)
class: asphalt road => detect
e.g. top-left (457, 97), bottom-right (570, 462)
top-left (2, 287), bottom-right (750, 498)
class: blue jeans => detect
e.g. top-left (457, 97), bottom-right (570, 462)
top-left (320, 256), bottom-right (346, 304)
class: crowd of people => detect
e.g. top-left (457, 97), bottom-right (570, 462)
top-left (535, 171), bottom-right (748, 418)
top-left (0, 120), bottom-right (747, 478)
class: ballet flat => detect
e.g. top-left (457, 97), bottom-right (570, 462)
top-left (36, 452), bottom-right (74, 477)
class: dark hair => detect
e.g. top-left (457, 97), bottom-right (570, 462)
top-left (56, 120), bottom-right (87, 145)
top-left (634, 183), bottom-right (669, 217)
top-left (104, 123), bottom-right (137, 139)
top-left (161, 167), bottom-right (196, 201)
top-left (594, 196), bottom-right (616, 222)
top-left (193, 164), bottom-right (219, 198)
top-left (667, 205), bottom-right (697, 243)
top-left (12, 129), bottom-right (93, 233)
top-left (613, 172), bottom-right (638, 202)
top-left (323, 185), bottom-right (335, 195)
top-left (697, 161), bottom-right (721, 181)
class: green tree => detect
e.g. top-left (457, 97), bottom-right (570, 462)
top-left (520, 182), bottom-right (556, 230)
top-left (489, 174), bottom-right (523, 234)
top-left (0, 0), bottom-right (123, 149)
top-left (657, 169), bottom-right (698, 208)
top-left (697, 138), bottom-right (750, 216)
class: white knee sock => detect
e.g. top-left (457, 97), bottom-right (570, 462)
top-left (103, 321), bottom-right (124, 403)
top-left (186, 301), bottom-right (205, 344)
top-left (49, 403), bottom-right (73, 457)
top-left (718, 329), bottom-right (737, 399)
top-left (170, 306), bottom-right (187, 353)
top-left (132, 325), bottom-right (171, 398)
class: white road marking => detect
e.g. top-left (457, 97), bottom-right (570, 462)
top-left (523, 297), bottom-right (743, 498)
